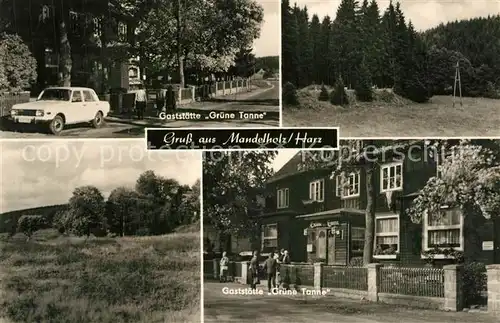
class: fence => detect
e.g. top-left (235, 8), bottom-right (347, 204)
top-left (379, 266), bottom-right (444, 298)
top-left (281, 264), bottom-right (315, 287)
top-left (322, 265), bottom-right (368, 291)
top-left (172, 79), bottom-right (251, 105)
top-left (0, 92), bottom-right (30, 116)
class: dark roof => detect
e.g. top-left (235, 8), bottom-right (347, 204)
top-left (267, 152), bottom-right (304, 183)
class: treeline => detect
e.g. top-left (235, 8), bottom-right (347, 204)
top-left (10, 170), bottom-right (200, 239)
top-left (282, 0), bottom-right (500, 103)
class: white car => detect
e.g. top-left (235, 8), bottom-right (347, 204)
top-left (10, 87), bottom-right (110, 135)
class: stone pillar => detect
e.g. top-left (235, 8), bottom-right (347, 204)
top-left (366, 263), bottom-right (382, 302)
top-left (222, 81), bottom-right (226, 95)
top-left (236, 80), bottom-right (240, 93)
top-left (443, 264), bottom-right (464, 311)
top-left (191, 86), bottom-right (196, 102)
top-left (241, 261), bottom-right (248, 285)
top-left (314, 262), bottom-right (324, 290)
top-left (487, 264), bottom-right (500, 316)
top-left (215, 82), bottom-right (219, 96)
top-left (177, 88), bottom-right (182, 103)
top-left (213, 259), bottom-right (218, 280)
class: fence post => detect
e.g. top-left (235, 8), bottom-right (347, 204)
top-left (443, 264), bottom-right (464, 311)
top-left (222, 81), bottom-right (226, 95)
top-left (212, 259), bottom-right (218, 280)
top-left (240, 261), bottom-right (248, 285)
top-left (215, 82), bottom-right (219, 96)
top-left (191, 86), bottom-right (196, 102)
top-left (486, 264), bottom-right (500, 316)
top-left (236, 80), bottom-right (240, 93)
top-left (314, 262), bottom-right (323, 290)
top-left (366, 263), bottom-right (382, 302)
top-left (177, 88), bottom-right (182, 103)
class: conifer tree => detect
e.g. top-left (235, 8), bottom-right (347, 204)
top-left (355, 59), bottom-right (373, 101)
top-left (330, 75), bottom-right (349, 106)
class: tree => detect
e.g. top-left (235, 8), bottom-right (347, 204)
top-left (17, 215), bottom-right (46, 241)
top-left (65, 186), bottom-right (106, 237)
top-left (355, 59), bottom-right (373, 101)
top-left (106, 186), bottom-right (143, 236)
top-left (330, 75), bottom-right (349, 106)
top-left (318, 85), bottom-right (329, 101)
top-left (203, 151), bottom-right (277, 247)
top-left (283, 81), bottom-right (298, 105)
top-left (0, 33), bottom-right (37, 92)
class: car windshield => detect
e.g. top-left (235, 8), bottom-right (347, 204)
top-left (38, 89), bottom-right (71, 101)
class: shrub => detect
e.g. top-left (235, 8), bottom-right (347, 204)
top-left (283, 82), bottom-right (298, 105)
top-left (330, 76), bottom-right (349, 106)
top-left (462, 262), bottom-right (487, 307)
top-left (0, 33), bottom-right (37, 92)
top-left (17, 215), bottom-right (46, 240)
top-left (318, 85), bottom-right (329, 101)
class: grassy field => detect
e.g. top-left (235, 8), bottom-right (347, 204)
top-left (283, 88), bottom-right (500, 137)
top-left (0, 228), bottom-right (200, 323)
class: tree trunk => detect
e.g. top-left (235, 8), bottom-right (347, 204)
top-left (363, 163), bottom-right (376, 265)
top-left (176, 0), bottom-right (185, 88)
top-left (58, 5), bottom-right (72, 87)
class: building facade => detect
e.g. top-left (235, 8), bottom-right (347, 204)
top-left (257, 141), bottom-right (500, 266)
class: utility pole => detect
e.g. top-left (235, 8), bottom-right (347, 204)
top-left (453, 61), bottom-right (463, 108)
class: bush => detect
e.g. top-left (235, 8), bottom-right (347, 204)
top-left (0, 33), bottom-right (37, 92)
top-left (355, 62), bottom-right (373, 102)
top-left (283, 82), bottom-right (298, 105)
top-left (318, 85), bottom-right (329, 101)
top-left (330, 76), bottom-right (349, 106)
top-left (394, 75), bottom-right (430, 103)
top-left (17, 215), bottom-right (46, 240)
top-left (462, 262), bottom-right (487, 307)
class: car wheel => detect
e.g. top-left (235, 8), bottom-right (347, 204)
top-left (92, 111), bottom-right (104, 128)
top-left (49, 115), bottom-right (64, 135)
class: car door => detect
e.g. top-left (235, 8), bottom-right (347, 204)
top-left (83, 90), bottom-right (98, 120)
top-left (69, 90), bottom-right (85, 123)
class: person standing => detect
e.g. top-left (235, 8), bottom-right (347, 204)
top-left (263, 252), bottom-right (278, 293)
top-left (135, 84), bottom-right (147, 120)
top-left (282, 250), bottom-right (291, 264)
top-left (166, 85), bottom-right (176, 112)
top-left (219, 252), bottom-right (229, 283)
top-left (156, 88), bottom-right (166, 116)
top-left (249, 250), bottom-right (259, 290)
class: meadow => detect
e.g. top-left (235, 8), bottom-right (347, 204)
top-left (283, 87), bottom-right (500, 137)
top-left (0, 228), bottom-right (200, 323)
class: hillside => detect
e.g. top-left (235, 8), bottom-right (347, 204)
top-left (0, 229), bottom-right (201, 323)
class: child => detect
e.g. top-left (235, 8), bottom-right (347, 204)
top-left (219, 252), bottom-right (229, 283)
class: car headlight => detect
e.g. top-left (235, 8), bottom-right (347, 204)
top-left (36, 110), bottom-right (44, 117)
top-left (10, 109), bottom-right (18, 116)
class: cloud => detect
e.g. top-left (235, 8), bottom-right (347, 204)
top-left (1, 140), bottom-right (201, 213)
top-left (294, 0), bottom-right (498, 31)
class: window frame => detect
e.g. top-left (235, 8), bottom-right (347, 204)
top-left (422, 208), bottom-right (464, 254)
top-left (373, 213), bottom-right (400, 259)
top-left (351, 227), bottom-right (365, 253)
top-left (380, 161), bottom-right (403, 193)
top-left (336, 172), bottom-right (361, 198)
top-left (276, 188), bottom-right (289, 209)
top-left (261, 223), bottom-right (278, 251)
top-left (309, 179), bottom-right (325, 202)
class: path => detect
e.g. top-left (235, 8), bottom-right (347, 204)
top-left (204, 282), bottom-right (498, 323)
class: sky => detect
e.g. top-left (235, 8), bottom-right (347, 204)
top-left (272, 150), bottom-right (299, 172)
top-left (0, 140), bottom-right (201, 213)
top-left (253, 0), bottom-right (280, 57)
top-left (293, 0), bottom-right (500, 31)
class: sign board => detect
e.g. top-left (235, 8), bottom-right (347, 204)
top-left (307, 244), bottom-right (313, 252)
top-left (327, 220), bottom-right (339, 227)
top-left (482, 241), bottom-right (494, 251)
top-left (310, 222), bottom-right (324, 228)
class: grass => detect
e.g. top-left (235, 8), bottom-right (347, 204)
top-left (0, 229), bottom-right (200, 323)
top-left (283, 87), bottom-right (500, 137)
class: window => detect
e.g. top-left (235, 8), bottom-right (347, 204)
top-left (118, 22), bottom-right (127, 41)
top-left (351, 227), bottom-right (365, 253)
top-left (261, 224), bottom-right (278, 250)
top-left (381, 162), bottom-right (403, 192)
top-left (71, 91), bottom-right (82, 102)
top-left (83, 91), bottom-right (96, 102)
top-left (336, 172), bottom-right (360, 198)
top-left (374, 215), bottom-right (399, 256)
top-left (424, 208), bottom-right (463, 250)
top-left (320, 150), bottom-right (333, 161)
top-left (309, 179), bottom-right (324, 202)
top-left (277, 188), bottom-right (289, 209)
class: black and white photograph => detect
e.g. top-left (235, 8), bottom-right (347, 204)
top-left (0, 0), bottom-right (279, 138)
top-left (202, 141), bottom-right (500, 322)
top-left (0, 140), bottom-right (202, 322)
top-left (281, 0), bottom-right (500, 136)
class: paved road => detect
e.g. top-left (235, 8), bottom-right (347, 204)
top-left (0, 82), bottom-right (279, 139)
top-left (204, 282), bottom-right (497, 323)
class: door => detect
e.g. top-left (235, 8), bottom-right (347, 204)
top-left (316, 229), bottom-right (327, 260)
top-left (83, 90), bottom-right (99, 120)
top-left (69, 90), bottom-right (85, 123)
